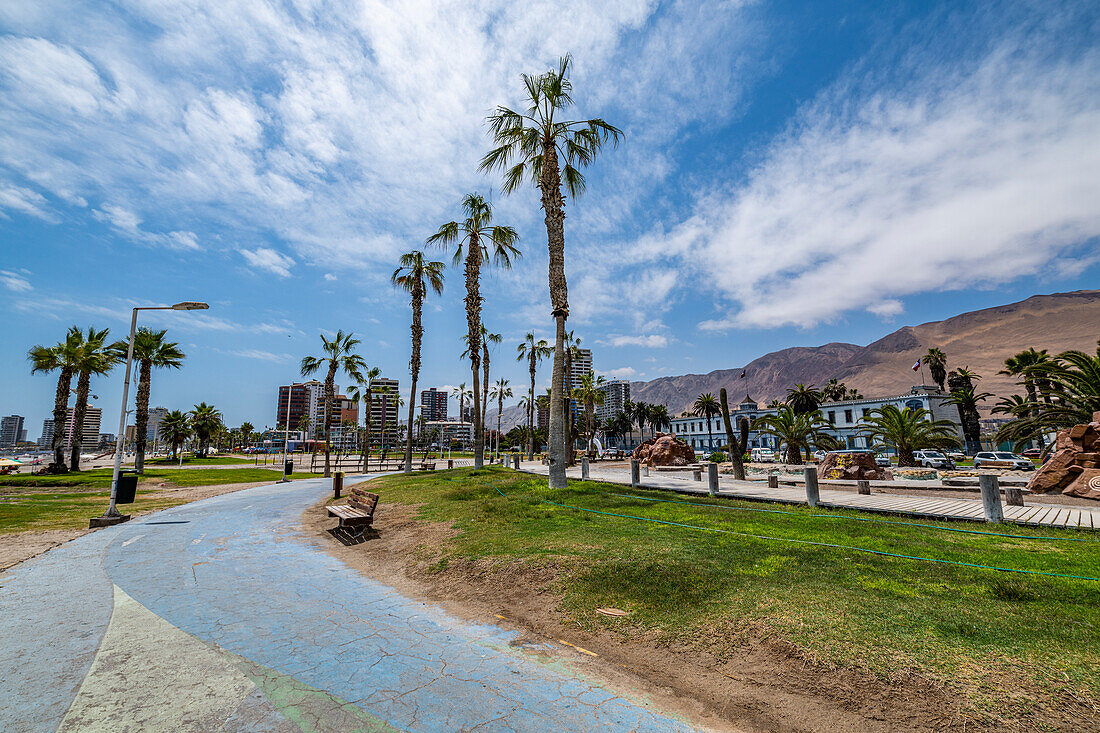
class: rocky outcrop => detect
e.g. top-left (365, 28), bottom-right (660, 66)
top-left (816, 451), bottom-right (893, 481)
top-left (633, 433), bottom-right (696, 466)
top-left (1026, 413), bottom-right (1100, 500)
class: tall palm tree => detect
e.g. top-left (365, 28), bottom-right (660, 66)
top-left (632, 401), bottom-right (652, 443)
top-left (239, 422), bottom-right (254, 452)
top-left (516, 334), bottom-right (551, 459)
top-left (571, 373), bottom-right (606, 454)
top-left (481, 329), bottom-right (502, 440)
top-left (924, 348), bottom-right (948, 391)
top-left (300, 331), bottom-right (366, 477)
top-left (785, 383), bottom-right (823, 416)
top-left (1000, 348), bottom-right (1052, 414)
top-left (820, 379), bottom-right (846, 402)
top-left (719, 388), bottom-right (748, 480)
top-left (130, 328), bottom-right (185, 472)
top-left (347, 366), bottom-right (382, 468)
top-left (943, 387), bottom-right (993, 452)
top-left (490, 378), bottom-right (512, 461)
top-left (161, 409), bottom-right (191, 459)
top-left (28, 327), bottom-right (83, 470)
top-left (691, 393), bottom-right (721, 451)
top-left (392, 250), bottom-right (446, 473)
top-left (857, 405), bottom-right (960, 467)
top-left (70, 327), bottom-right (124, 470)
top-left (752, 406), bottom-right (832, 464)
top-left (189, 402), bottom-right (223, 458)
top-left (452, 383), bottom-right (471, 426)
top-left (482, 54), bottom-right (622, 489)
top-left (648, 404), bottom-right (670, 436)
top-left (428, 193), bottom-right (520, 469)
top-left (608, 411), bottom-right (634, 449)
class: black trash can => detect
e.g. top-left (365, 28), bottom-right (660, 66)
top-left (284, 459), bottom-right (293, 476)
top-left (116, 470), bottom-right (138, 504)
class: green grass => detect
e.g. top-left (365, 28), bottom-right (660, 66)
top-left (0, 468), bottom-right (324, 533)
top-left (146, 455), bottom-right (253, 465)
top-left (365, 466), bottom-right (1100, 718)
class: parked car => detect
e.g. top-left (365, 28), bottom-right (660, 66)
top-left (812, 449), bottom-right (827, 461)
top-left (874, 453), bottom-right (892, 468)
top-left (946, 451), bottom-right (965, 462)
top-left (913, 450), bottom-right (956, 470)
top-left (973, 451), bottom-right (1035, 471)
top-left (1021, 448), bottom-right (1042, 458)
top-left (750, 447), bottom-right (775, 463)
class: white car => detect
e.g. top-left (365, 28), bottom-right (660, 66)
top-left (973, 451), bottom-right (1035, 471)
top-left (750, 447), bottom-right (775, 463)
top-left (913, 450), bottom-right (955, 470)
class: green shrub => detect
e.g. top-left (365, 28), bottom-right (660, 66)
top-left (708, 451), bottom-right (727, 463)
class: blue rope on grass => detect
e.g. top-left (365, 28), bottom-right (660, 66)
top-left (490, 485), bottom-right (1099, 582)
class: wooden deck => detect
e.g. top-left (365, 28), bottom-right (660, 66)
top-left (516, 463), bottom-right (1100, 530)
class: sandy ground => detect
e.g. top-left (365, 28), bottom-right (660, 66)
top-left (0, 480), bottom-right (279, 571)
top-left (303, 489), bottom-right (991, 733)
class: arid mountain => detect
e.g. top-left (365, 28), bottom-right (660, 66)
top-left (630, 290), bottom-right (1100, 415)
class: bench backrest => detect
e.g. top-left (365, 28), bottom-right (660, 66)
top-left (348, 489), bottom-right (379, 515)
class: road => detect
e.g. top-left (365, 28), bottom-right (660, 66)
top-left (0, 475), bottom-right (699, 732)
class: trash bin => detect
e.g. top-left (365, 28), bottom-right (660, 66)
top-left (284, 459), bottom-right (293, 476)
top-left (116, 470), bottom-right (138, 504)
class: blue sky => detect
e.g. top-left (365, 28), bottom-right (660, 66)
top-left (2, 0), bottom-right (1098, 437)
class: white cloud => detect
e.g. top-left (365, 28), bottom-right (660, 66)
top-left (241, 248), bottom-right (295, 278)
top-left (600, 366), bottom-right (637, 379)
top-left (228, 349), bottom-right (292, 363)
top-left (323, 273), bottom-right (337, 282)
top-left (671, 37), bottom-right (1100, 329)
top-left (0, 185), bottom-right (53, 221)
top-left (0, 270), bottom-right (32, 292)
top-left (93, 203), bottom-right (200, 251)
top-left (606, 334), bottom-right (669, 348)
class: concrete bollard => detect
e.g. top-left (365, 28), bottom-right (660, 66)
top-left (857, 479), bottom-right (871, 495)
top-left (513, 453), bottom-right (520, 470)
top-left (707, 463), bottom-right (719, 496)
top-left (979, 474), bottom-right (1005, 522)
top-left (1005, 486), bottom-right (1025, 506)
top-left (642, 464), bottom-right (649, 477)
top-left (447, 459), bottom-right (453, 469)
top-left (631, 459), bottom-right (640, 487)
top-left (333, 471), bottom-right (344, 499)
top-left (693, 469), bottom-right (702, 481)
top-left (804, 467), bottom-right (820, 508)
top-left (767, 474), bottom-right (779, 489)
top-left (581, 455), bottom-right (590, 479)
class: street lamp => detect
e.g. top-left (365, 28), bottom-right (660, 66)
top-left (91, 301), bottom-right (209, 528)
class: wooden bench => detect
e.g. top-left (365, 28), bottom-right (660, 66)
top-left (327, 488), bottom-right (379, 537)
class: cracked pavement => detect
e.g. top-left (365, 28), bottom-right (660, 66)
top-left (0, 475), bottom-right (699, 732)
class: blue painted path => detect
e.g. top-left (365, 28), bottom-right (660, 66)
top-left (0, 476), bottom-right (703, 732)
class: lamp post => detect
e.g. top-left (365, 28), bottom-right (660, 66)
top-left (279, 383), bottom-right (293, 482)
top-left (91, 301), bottom-right (209, 528)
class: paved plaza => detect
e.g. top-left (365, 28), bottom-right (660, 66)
top-left (0, 476), bottom-right (699, 732)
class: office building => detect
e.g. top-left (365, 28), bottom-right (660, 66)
top-left (38, 419), bottom-right (55, 449)
top-left (595, 379), bottom-right (631, 423)
top-left (64, 406), bottom-right (102, 453)
top-left (369, 377), bottom-right (400, 447)
top-left (420, 388), bottom-right (448, 422)
top-left (0, 415), bottom-right (24, 448)
top-left (147, 406), bottom-right (169, 443)
top-left (423, 420), bottom-right (473, 447)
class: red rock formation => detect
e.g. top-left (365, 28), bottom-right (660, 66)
top-left (632, 433), bottom-right (696, 466)
top-left (1027, 412), bottom-right (1100, 500)
top-left (817, 451), bottom-right (893, 481)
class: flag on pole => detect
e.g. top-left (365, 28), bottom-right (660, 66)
top-left (739, 369), bottom-right (747, 379)
top-left (911, 359), bottom-right (921, 371)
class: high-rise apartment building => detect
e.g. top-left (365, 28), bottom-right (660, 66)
top-left (0, 415), bottom-right (24, 448)
top-left (147, 406), bottom-right (169, 443)
top-left (568, 348), bottom-right (593, 390)
top-left (38, 419), bottom-right (55, 449)
top-left (536, 396), bottom-right (550, 430)
top-left (420, 388), bottom-right (448, 422)
top-left (276, 380), bottom-right (358, 443)
top-left (595, 379), bottom-right (631, 423)
top-left (369, 377), bottom-right (400, 447)
top-left (64, 406), bottom-right (102, 453)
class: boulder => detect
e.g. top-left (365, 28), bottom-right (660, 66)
top-left (1026, 449), bottom-right (1079, 494)
top-left (817, 451), bottom-right (893, 481)
top-left (1062, 468), bottom-right (1100, 500)
top-left (633, 433), bottom-right (696, 466)
top-left (1026, 420), bottom-right (1100, 500)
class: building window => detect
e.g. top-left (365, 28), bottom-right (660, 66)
top-left (862, 408), bottom-right (870, 418)
top-left (844, 409), bottom-right (853, 423)
top-left (827, 411), bottom-right (835, 424)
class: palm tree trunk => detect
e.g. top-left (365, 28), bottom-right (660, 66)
top-left (135, 359), bottom-right (152, 473)
top-left (464, 243), bottom-right (485, 470)
top-left (361, 390), bottom-right (371, 471)
top-left (51, 367), bottom-right (72, 470)
top-left (404, 286), bottom-right (423, 473)
top-left (70, 370), bottom-right (91, 471)
top-left (548, 316), bottom-right (567, 488)
top-left (496, 391), bottom-right (504, 462)
top-left (539, 138), bottom-right (569, 489)
top-left (528, 360), bottom-right (536, 460)
top-left (482, 344), bottom-right (490, 440)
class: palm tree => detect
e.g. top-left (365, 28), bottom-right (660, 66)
top-left (821, 379), bottom-right (845, 402)
top-left (393, 250), bottom-right (446, 472)
top-left (300, 331), bottom-right (366, 477)
top-left (347, 366), bottom-right (382, 467)
top-left (482, 54), bottom-right (622, 489)
top-left (648, 404), bottom-right (670, 435)
top-left (858, 405), bottom-right (960, 466)
top-left (482, 329), bottom-right (502, 437)
top-left (516, 334), bottom-right (551, 459)
top-left (607, 411), bottom-right (634, 449)
top-left (1000, 348), bottom-right (1053, 415)
top-left (691, 393), bottom-right (721, 451)
top-left (189, 402), bottom-right (223, 458)
top-left (632, 401), bottom-right (652, 443)
top-left (490, 378), bottom-right (512, 461)
top-left (161, 410), bottom-right (191, 459)
top-left (943, 387), bottom-right (993, 453)
top-left (70, 327), bottom-right (124, 470)
top-left (571, 373), bottom-right (606, 454)
top-left (239, 422), bottom-right (254, 451)
top-left (428, 193), bottom-right (520, 470)
top-left (924, 348), bottom-right (948, 391)
top-left (752, 406), bottom-right (832, 464)
top-left (719, 388), bottom-right (748, 480)
top-left (28, 327), bottom-right (83, 471)
top-left (452, 383), bottom-right (471, 425)
top-left (130, 328), bottom-right (185, 472)
top-left (785, 383), bottom-right (823, 416)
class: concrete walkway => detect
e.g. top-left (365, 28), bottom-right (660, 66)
top-left (0, 475), bottom-right (702, 732)
top-left (517, 462), bottom-right (1100, 530)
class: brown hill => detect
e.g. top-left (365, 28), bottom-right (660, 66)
top-left (630, 290), bottom-right (1100, 415)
